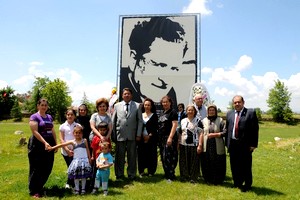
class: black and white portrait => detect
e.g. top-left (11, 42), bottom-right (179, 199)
top-left (119, 14), bottom-right (199, 108)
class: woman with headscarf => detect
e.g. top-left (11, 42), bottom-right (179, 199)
top-left (198, 104), bottom-right (226, 185)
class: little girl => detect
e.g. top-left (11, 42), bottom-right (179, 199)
top-left (59, 108), bottom-right (79, 189)
top-left (50, 125), bottom-right (92, 195)
top-left (92, 142), bottom-right (114, 196)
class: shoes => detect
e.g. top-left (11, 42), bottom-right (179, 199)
top-left (148, 174), bottom-right (153, 177)
top-left (139, 172), bottom-right (145, 178)
top-left (116, 175), bottom-right (124, 181)
top-left (241, 186), bottom-right (252, 192)
top-left (81, 189), bottom-right (86, 195)
top-left (91, 188), bottom-right (98, 194)
top-left (32, 193), bottom-right (41, 198)
top-left (103, 190), bottom-right (108, 196)
top-left (167, 179), bottom-right (172, 183)
top-left (73, 190), bottom-right (79, 195)
top-left (128, 175), bottom-right (136, 180)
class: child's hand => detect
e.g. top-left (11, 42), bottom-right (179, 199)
top-left (67, 149), bottom-right (74, 157)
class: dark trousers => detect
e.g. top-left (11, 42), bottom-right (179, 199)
top-left (137, 141), bottom-right (158, 175)
top-left (62, 154), bottom-right (74, 186)
top-left (229, 139), bottom-right (253, 188)
top-left (114, 140), bottom-right (137, 178)
top-left (158, 136), bottom-right (178, 180)
top-left (28, 137), bottom-right (55, 195)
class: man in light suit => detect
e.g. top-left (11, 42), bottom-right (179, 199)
top-left (112, 88), bottom-right (143, 180)
top-left (225, 95), bottom-right (259, 192)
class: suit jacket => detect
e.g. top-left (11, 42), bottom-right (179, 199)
top-left (225, 107), bottom-right (259, 151)
top-left (112, 100), bottom-right (143, 141)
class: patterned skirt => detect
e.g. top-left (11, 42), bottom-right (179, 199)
top-left (68, 157), bottom-right (92, 179)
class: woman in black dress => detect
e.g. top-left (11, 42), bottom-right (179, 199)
top-left (137, 98), bottom-right (159, 177)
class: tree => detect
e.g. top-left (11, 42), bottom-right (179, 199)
top-left (254, 107), bottom-right (262, 122)
top-left (267, 80), bottom-right (293, 123)
top-left (24, 77), bottom-right (50, 114)
top-left (0, 86), bottom-right (17, 120)
top-left (80, 92), bottom-right (95, 115)
top-left (10, 99), bottom-right (23, 121)
top-left (42, 78), bottom-right (72, 123)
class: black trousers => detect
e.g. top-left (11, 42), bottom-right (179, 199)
top-left (28, 136), bottom-right (55, 195)
top-left (137, 140), bottom-right (158, 175)
top-left (229, 139), bottom-right (253, 188)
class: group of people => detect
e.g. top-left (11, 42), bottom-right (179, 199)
top-left (27, 89), bottom-right (259, 198)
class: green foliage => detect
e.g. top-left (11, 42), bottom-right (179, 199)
top-left (80, 92), bottom-right (96, 115)
top-left (0, 86), bottom-right (17, 120)
top-left (23, 77), bottom-right (72, 123)
top-left (24, 76), bottom-right (51, 114)
top-left (267, 80), bottom-right (293, 123)
top-left (10, 99), bottom-right (23, 121)
top-left (42, 78), bottom-right (72, 123)
top-left (255, 107), bottom-right (262, 121)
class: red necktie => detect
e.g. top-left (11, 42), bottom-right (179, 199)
top-left (234, 111), bottom-right (240, 138)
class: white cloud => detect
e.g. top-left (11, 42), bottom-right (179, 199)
top-left (201, 66), bottom-right (213, 74)
top-left (182, 0), bottom-right (213, 16)
top-left (11, 62), bottom-right (115, 107)
top-left (232, 55), bottom-right (252, 71)
top-left (203, 55), bottom-right (300, 112)
top-left (0, 80), bottom-right (8, 89)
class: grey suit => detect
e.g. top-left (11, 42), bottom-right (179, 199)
top-left (112, 100), bottom-right (143, 178)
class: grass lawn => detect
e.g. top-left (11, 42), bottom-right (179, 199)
top-left (0, 120), bottom-right (299, 199)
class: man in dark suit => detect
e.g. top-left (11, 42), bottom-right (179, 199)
top-left (225, 95), bottom-right (259, 192)
top-left (112, 88), bottom-right (143, 180)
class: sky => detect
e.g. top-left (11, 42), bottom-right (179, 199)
top-left (0, 0), bottom-right (299, 112)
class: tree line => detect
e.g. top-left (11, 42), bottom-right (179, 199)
top-left (0, 78), bottom-right (294, 124)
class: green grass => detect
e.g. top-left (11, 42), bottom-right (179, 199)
top-left (0, 120), bottom-right (300, 199)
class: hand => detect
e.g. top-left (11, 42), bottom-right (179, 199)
top-left (44, 142), bottom-right (51, 150)
top-left (197, 145), bottom-right (203, 154)
top-left (136, 136), bottom-right (141, 141)
top-left (167, 137), bottom-right (172, 146)
top-left (67, 150), bottom-right (74, 157)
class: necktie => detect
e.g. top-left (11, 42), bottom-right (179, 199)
top-left (125, 103), bottom-right (129, 114)
top-left (234, 111), bottom-right (240, 138)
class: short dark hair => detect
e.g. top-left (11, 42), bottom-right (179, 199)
top-left (129, 17), bottom-right (186, 66)
top-left (97, 122), bottom-right (108, 130)
top-left (122, 88), bottom-right (133, 95)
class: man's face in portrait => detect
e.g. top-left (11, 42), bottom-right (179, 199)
top-left (133, 37), bottom-right (195, 102)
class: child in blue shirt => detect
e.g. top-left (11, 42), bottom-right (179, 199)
top-left (92, 141), bottom-right (114, 196)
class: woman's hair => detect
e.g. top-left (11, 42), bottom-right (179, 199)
top-left (160, 95), bottom-right (174, 109)
top-left (37, 98), bottom-right (48, 105)
top-left (66, 107), bottom-right (77, 116)
top-left (186, 104), bottom-right (197, 117)
top-left (177, 103), bottom-right (185, 110)
top-left (95, 98), bottom-right (109, 112)
top-left (78, 103), bottom-right (88, 114)
top-left (141, 98), bottom-right (157, 113)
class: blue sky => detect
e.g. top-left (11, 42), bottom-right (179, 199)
top-left (1, 0), bottom-right (299, 112)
